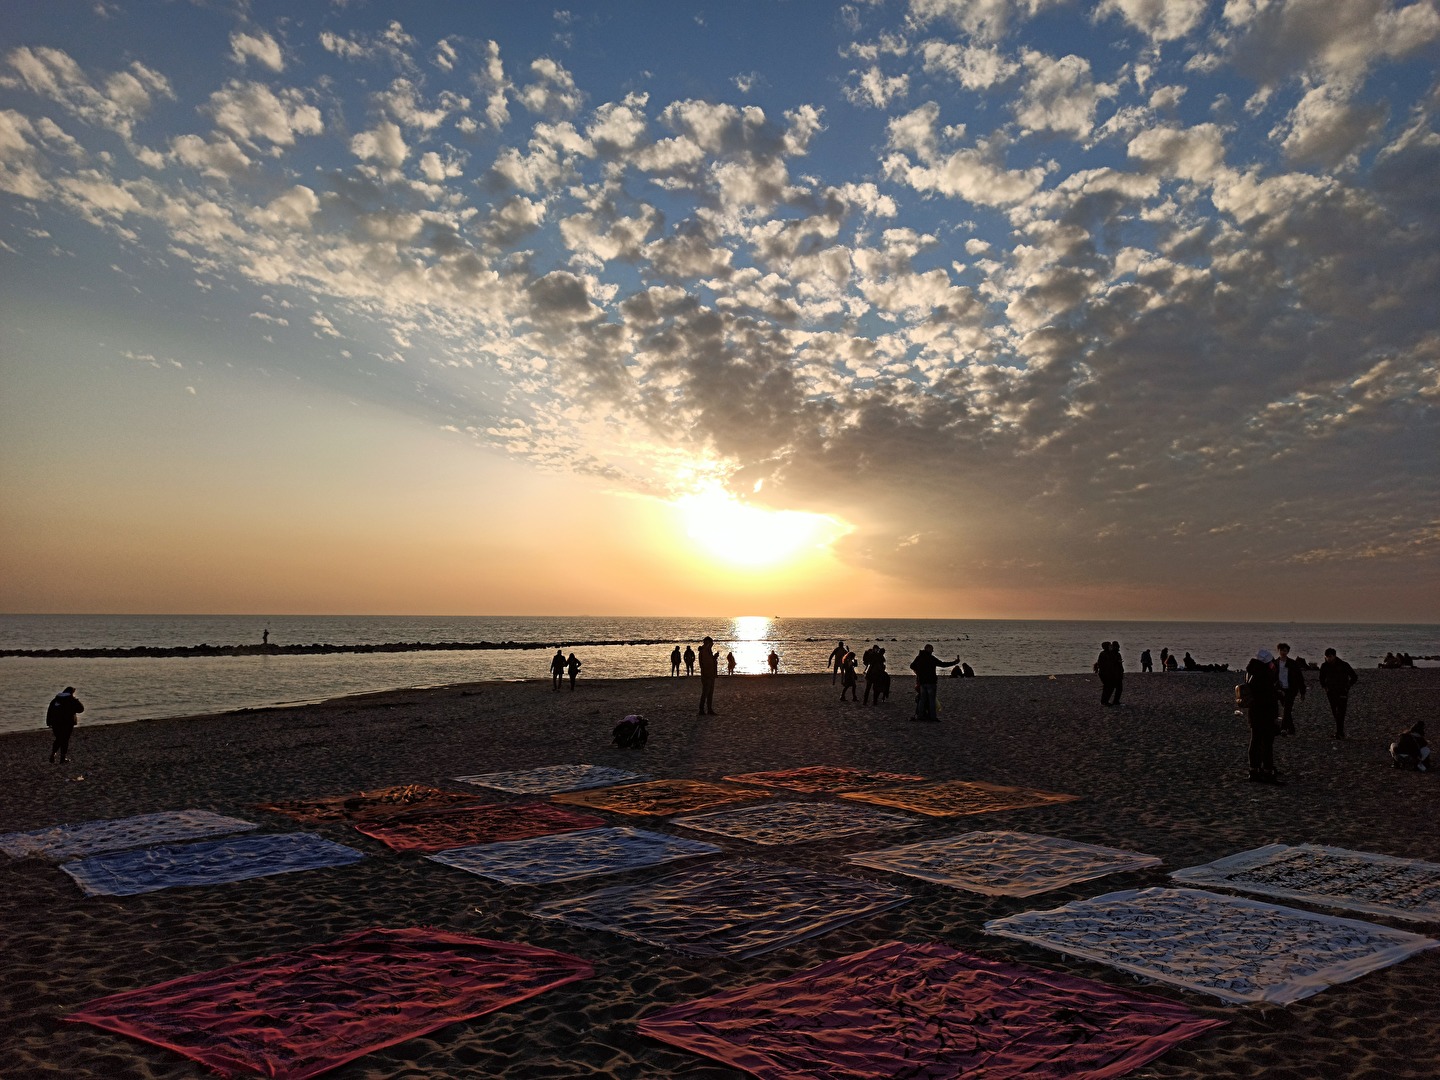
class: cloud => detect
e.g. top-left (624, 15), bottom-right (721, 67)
top-left (1228, 0), bottom-right (1440, 87)
top-left (229, 30), bottom-right (284, 72)
top-left (1014, 51), bottom-right (1114, 138)
top-left (845, 66), bottom-right (910, 108)
top-left (1096, 0), bottom-right (1210, 42)
top-left (206, 81), bottom-right (322, 146)
top-left (318, 20), bottom-right (417, 69)
top-left (1275, 83), bottom-right (1388, 167)
top-left (919, 40), bottom-right (1020, 89)
top-left (884, 102), bottom-right (1049, 205)
top-left (907, 0), bottom-right (1068, 42)
top-left (350, 120), bottom-right (408, 167)
top-left (518, 57), bottom-right (582, 116)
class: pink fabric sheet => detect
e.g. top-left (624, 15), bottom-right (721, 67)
top-left (638, 940), bottom-right (1224, 1080)
top-left (68, 927), bottom-right (592, 1080)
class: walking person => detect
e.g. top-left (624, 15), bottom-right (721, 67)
top-left (909, 644), bottom-right (960, 722)
top-left (839, 649), bottom-right (859, 701)
top-left (46, 686), bottom-right (83, 764)
top-left (1244, 649), bottom-right (1284, 784)
top-left (549, 649), bottom-right (566, 691)
top-left (1095, 642), bottom-right (1124, 706)
top-left (863, 646), bottom-right (887, 705)
top-left (566, 652), bottom-right (581, 690)
top-left (1275, 643), bottom-right (1306, 734)
top-left (670, 646), bottom-right (682, 676)
top-left (697, 636), bottom-right (719, 715)
top-left (1318, 648), bottom-right (1358, 738)
top-left (828, 641), bottom-right (847, 684)
top-left (1140, 648), bottom-right (1152, 673)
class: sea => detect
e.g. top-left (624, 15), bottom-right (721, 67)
top-left (1, 614), bottom-right (1434, 735)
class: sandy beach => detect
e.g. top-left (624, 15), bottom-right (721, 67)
top-left (2, 668), bottom-right (1438, 1079)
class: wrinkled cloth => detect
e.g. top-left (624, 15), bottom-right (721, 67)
top-left (61, 832), bottom-right (366, 896)
top-left (673, 801), bottom-right (921, 846)
top-left (722, 765), bottom-right (925, 793)
top-left (638, 940), bottom-right (1225, 1080)
top-left (1171, 844), bottom-right (1440, 923)
top-left (0, 810), bottom-right (259, 862)
top-left (68, 927), bottom-right (592, 1080)
top-left (354, 802), bottom-right (605, 853)
top-left (429, 826), bottom-right (720, 885)
top-left (842, 779), bottom-right (1079, 817)
top-left (453, 764), bottom-right (646, 795)
top-left (533, 859), bottom-right (910, 958)
top-left (849, 830), bottom-right (1161, 896)
top-left (258, 785), bottom-right (486, 824)
top-left (986, 886), bottom-right (1437, 1005)
top-left (552, 779), bottom-right (774, 817)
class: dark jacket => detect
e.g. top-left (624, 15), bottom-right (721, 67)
top-left (1277, 656), bottom-right (1307, 695)
top-left (1318, 658), bottom-right (1358, 694)
top-left (46, 693), bottom-right (84, 730)
top-left (910, 651), bottom-right (956, 685)
top-left (698, 645), bottom-right (718, 679)
top-left (1245, 658), bottom-right (1280, 722)
top-left (1097, 649), bottom-right (1124, 679)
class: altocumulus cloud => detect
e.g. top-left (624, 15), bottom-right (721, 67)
top-left (0, 0), bottom-right (1436, 612)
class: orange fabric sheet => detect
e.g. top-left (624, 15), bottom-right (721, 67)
top-left (551, 779), bottom-right (774, 817)
top-left (842, 780), bottom-right (1078, 817)
top-left (354, 802), bottom-right (606, 853)
top-left (723, 765), bottom-right (926, 793)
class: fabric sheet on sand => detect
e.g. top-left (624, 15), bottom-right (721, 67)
top-left (722, 765), bottom-right (925, 793)
top-left (67, 927), bottom-right (592, 1080)
top-left (453, 764), bottom-right (647, 794)
top-left (532, 859), bottom-right (910, 958)
top-left (551, 779), bottom-right (774, 817)
top-left (257, 785), bottom-right (486, 824)
top-left (638, 940), bottom-right (1226, 1080)
top-left (354, 802), bottom-right (606, 853)
top-left (60, 832), bottom-right (367, 897)
top-left (428, 827), bottom-right (721, 885)
top-left (842, 779), bottom-right (1079, 817)
top-left (672, 801), bottom-right (922, 846)
top-left (1170, 844), bottom-right (1440, 923)
top-left (848, 830), bottom-right (1161, 896)
top-left (0, 810), bottom-right (259, 862)
top-left (985, 887), bottom-right (1438, 1005)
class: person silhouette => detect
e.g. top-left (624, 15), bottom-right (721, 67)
top-left (828, 641), bottom-right (846, 684)
top-left (670, 646), bottom-right (682, 676)
top-left (768, 649), bottom-right (780, 675)
top-left (683, 645), bottom-right (696, 676)
top-left (46, 686), bottom-right (83, 764)
top-left (549, 649), bottom-right (566, 691)
top-left (698, 636), bottom-right (719, 715)
top-left (910, 645), bottom-right (960, 721)
top-left (726, 651), bottom-right (737, 675)
top-left (262, 627), bottom-right (270, 646)
top-left (566, 652), bottom-right (581, 690)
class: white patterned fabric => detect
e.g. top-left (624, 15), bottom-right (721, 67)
top-left (0, 810), bottom-right (259, 862)
top-left (848, 831), bottom-right (1160, 896)
top-left (1171, 844), bottom-right (1440, 923)
top-left (673, 802), bottom-right (922, 846)
top-left (428, 827), bottom-right (721, 884)
top-left (452, 764), bottom-right (646, 794)
top-left (985, 887), bottom-right (1437, 1004)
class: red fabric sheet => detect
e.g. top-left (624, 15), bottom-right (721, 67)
top-left (354, 802), bottom-right (606, 853)
top-left (638, 941), bottom-right (1224, 1080)
top-left (68, 927), bottom-right (592, 1080)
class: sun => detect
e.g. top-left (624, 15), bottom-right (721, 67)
top-left (676, 488), bottom-right (847, 570)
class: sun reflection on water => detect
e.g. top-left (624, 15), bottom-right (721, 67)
top-left (726, 615), bottom-right (777, 674)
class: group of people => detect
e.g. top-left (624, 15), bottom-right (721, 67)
top-left (1138, 647), bottom-right (1228, 673)
top-left (1380, 652), bottom-right (1419, 668)
top-left (548, 649), bottom-right (582, 691)
top-left (669, 644), bottom-right (779, 677)
top-left (1241, 644), bottom-right (1365, 784)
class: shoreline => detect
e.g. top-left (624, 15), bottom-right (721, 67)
top-left (3, 670), bottom-right (1438, 1078)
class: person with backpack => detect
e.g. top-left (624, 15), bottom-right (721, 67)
top-left (1318, 648), bottom-right (1358, 739)
top-left (46, 686), bottom-right (84, 764)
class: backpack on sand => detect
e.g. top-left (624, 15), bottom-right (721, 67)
top-left (613, 715), bottom-right (648, 748)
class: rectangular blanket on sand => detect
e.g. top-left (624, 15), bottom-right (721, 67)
top-left (354, 802), bottom-right (606, 853)
top-left (0, 810), bottom-right (259, 862)
top-left (673, 802), bottom-right (922, 846)
top-left (454, 764), bottom-right (647, 794)
top-left (849, 831), bottom-right (1161, 896)
top-left (532, 859), bottom-right (910, 958)
top-left (637, 940), bottom-right (1225, 1080)
top-left (985, 887), bottom-right (1438, 1004)
top-left (429, 827), bottom-right (721, 885)
top-left (552, 779), bottom-right (774, 817)
top-left (722, 765), bottom-right (926, 793)
top-left (842, 780), bottom-right (1078, 817)
top-left (1170, 844), bottom-right (1440, 922)
top-left (60, 833), bottom-right (368, 897)
top-left (258, 785), bottom-right (486, 824)
top-left (67, 927), bottom-right (592, 1080)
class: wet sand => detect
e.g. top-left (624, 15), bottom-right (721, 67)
top-left (2, 669), bottom-right (1438, 1078)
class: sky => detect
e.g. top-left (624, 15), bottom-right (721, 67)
top-left (0, 0), bottom-right (1437, 621)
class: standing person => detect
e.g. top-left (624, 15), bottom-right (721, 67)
top-left (670, 646), bottom-right (682, 676)
top-left (697, 636), bottom-right (719, 715)
top-left (262, 627), bottom-right (270, 646)
top-left (549, 649), bottom-right (566, 692)
top-left (726, 650), bottom-right (737, 676)
top-left (767, 649), bottom-right (780, 675)
top-left (683, 645), bottom-right (696, 676)
top-left (1159, 647), bottom-right (1170, 672)
top-left (863, 646), bottom-right (886, 705)
top-left (1140, 648), bottom-right (1152, 673)
top-left (909, 644), bottom-right (960, 722)
top-left (1275, 642), bottom-right (1306, 735)
top-left (1244, 649), bottom-right (1284, 784)
top-left (46, 686), bottom-right (83, 764)
top-left (828, 641), bottom-right (847, 684)
top-left (566, 652), bottom-right (581, 690)
top-left (1318, 648), bottom-right (1358, 738)
top-left (1096, 642), bottom-right (1124, 706)
top-left (839, 650), bottom-right (859, 701)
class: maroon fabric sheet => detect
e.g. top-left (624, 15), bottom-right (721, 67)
top-left (638, 941), bottom-right (1224, 1080)
top-left (68, 927), bottom-right (592, 1080)
top-left (353, 802), bottom-right (606, 853)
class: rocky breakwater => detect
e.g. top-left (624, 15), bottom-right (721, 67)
top-left (1, 639), bottom-right (679, 659)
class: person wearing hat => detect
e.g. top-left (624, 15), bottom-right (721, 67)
top-left (1244, 649), bottom-right (1284, 784)
top-left (1318, 648), bottom-right (1358, 738)
top-left (697, 636), bottom-right (719, 715)
top-left (45, 686), bottom-right (84, 764)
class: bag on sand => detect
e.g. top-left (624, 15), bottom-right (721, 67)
top-left (613, 715), bottom-right (648, 749)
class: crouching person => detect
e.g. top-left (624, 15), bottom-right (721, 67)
top-left (1391, 722), bottom-right (1430, 772)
